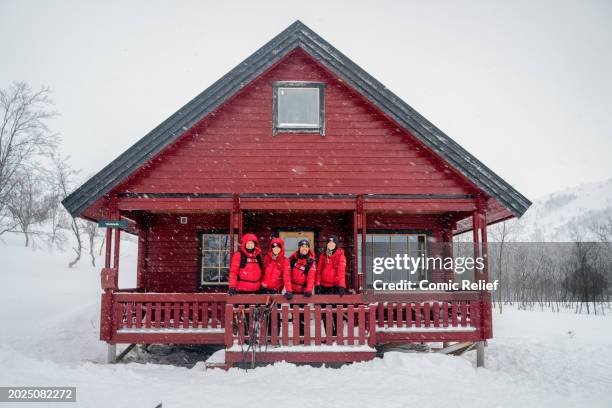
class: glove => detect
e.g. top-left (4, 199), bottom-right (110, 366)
top-left (337, 287), bottom-right (345, 297)
top-left (284, 292), bottom-right (294, 300)
top-left (303, 291), bottom-right (312, 298)
top-left (228, 288), bottom-right (237, 296)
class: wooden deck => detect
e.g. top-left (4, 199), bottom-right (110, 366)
top-left (102, 290), bottom-right (491, 364)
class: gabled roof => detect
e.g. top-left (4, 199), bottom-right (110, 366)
top-left (62, 20), bottom-right (531, 218)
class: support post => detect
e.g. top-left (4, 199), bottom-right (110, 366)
top-left (476, 341), bottom-right (485, 368)
top-left (104, 228), bottom-right (112, 268)
top-left (107, 343), bottom-right (116, 364)
top-left (231, 194), bottom-right (239, 256)
top-left (478, 200), bottom-right (493, 339)
top-left (480, 208), bottom-right (489, 283)
top-left (136, 224), bottom-right (147, 290)
top-left (474, 198), bottom-right (493, 340)
top-left (109, 196), bottom-right (121, 271)
top-left (229, 211), bottom-right (235, 257)
top-left (360, 212), bottom-right (367, 291)
top-left (113, 227), bottom-right (121, 270)
top-left (238, 210), bottom-right (243, 240)
top-left (357, 195), bottom-right (366, 291)
top-left (472, 209), bottom-right (480, 261)
top-left (353, 210), bottom-right (359, 292)
top-left (100, 290), bottom-right (113, 341)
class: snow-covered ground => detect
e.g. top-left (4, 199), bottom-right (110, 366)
top-left (1, 233), bottom-right (611, 408)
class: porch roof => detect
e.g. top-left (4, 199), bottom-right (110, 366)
top-left (115, 193), bottom-right (478, 213)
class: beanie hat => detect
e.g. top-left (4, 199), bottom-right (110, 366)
top-left (327, 236), bottom-right (339, 245)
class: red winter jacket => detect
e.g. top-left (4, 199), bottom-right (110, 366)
top-left (262, 238), bottom-right (289, 292)
top-left (284, 249), bottom-right (317, 294)
top-left (229, 233), bottom-right (263, 293)
top-left (317, 249), bottom-right (347, 288)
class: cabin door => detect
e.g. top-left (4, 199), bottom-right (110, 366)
top-left (279, 231), bottom-right (316, 256)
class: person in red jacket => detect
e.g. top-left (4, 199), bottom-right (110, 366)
top-left (317, 235), bottom-right (347, 337)
top-left (284, 239), bottom-right (317, 299)
top-left (261, 237), bottom-right (288, 337)
top-left (284, 238), bottom-right (316, 337)
top-left (316, 235), bottom-right (347, 296)
top-left (228, 233), bottom-right (263, 295)
top-left (261, 237), bottom-right (288, 294)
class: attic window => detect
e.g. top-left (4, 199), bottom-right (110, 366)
top-left (273, 82), bottom-right (325, 135)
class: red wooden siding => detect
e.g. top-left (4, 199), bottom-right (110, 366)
top-left (145, 213), bottom-right (226, 292)
top-left (118, 49), bottom-right (475, 196)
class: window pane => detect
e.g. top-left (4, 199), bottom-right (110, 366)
top-left (220, 250), bottom-right (230, 268)
top-left (362, 233), bottom-right (428, 288)
top-left (203, 268), bottom-right (221, 283)
top-left (202, 251), bottom-right (219, 268)
top-left (220, 267), bottom-right (230, 283)
top-left (389, 235), bottom-right (406, 282)
top-left (200, 233), bottom-right (231, 285)
top-left (219, 235), bottom-right (229, 249)
top-left (204, 235), bottom-right (221, 250)
top-left (390, 234), bottom-right (407, 255)
top-left (277, 87), bottom-right (319, 127)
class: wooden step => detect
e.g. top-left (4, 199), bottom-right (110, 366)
top-left (225, 344), bottom-right (376, 364)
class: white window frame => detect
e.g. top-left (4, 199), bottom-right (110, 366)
top-left (272, 81), bottom-right (325, 135)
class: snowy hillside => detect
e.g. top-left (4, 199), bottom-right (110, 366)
top-left (513, 177), bottom-right (612, 241)
top-left (1, 233), bottom-right (612, 407)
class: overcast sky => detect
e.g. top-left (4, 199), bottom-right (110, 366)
top-left (1, 0), bottom-right (611, 201)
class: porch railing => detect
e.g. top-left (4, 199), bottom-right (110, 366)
top-left (224, 294), bottom-right (377, 348)
top-left (100, 290), bottom-right (489, 346)
top-left (366, 291), bottom-right (488, 342)
top-left (101, 291), bottom-right (227, 344)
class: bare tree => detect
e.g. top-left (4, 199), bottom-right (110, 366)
top-left (51, 153), bottom-right (83, 267)
top-left (0, 82), bottom-right (58, 235)
top-left (488, 219), bottom-right (523, 313)
top-left (587, 209), bottom-right (612, 243)
top-left (45, 188), bottom-right (69, 250)
top-left (83, 221), bottom-right (100, 267)
top-left (5, 171), bottom-right (52, 246)
top-left (68, 218), bottom-right (83, 268)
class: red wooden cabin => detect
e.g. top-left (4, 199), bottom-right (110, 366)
top-left (62, 21), bottom-right (530, 367)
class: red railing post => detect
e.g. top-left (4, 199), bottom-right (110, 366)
top-left (271, 305), bottom-right (279, 346)
top-left (367, 305), bottom-right (377, 347)
top-left (336, 305), bottom-right (344, 345)
top-left (112, 297), bottom-right (122, 336)
top-left (303, 305), bottom-right (311, 346)
top-left (100, 291), bottom-right (113, 341)
top-left (314, 305), bottom-right (322, 346)
top-left (281, 305), bottom-right (289, 346)
top-left (358, 305), bottom-right (366, 345)
top-left (353, 210), bottom-right (359, 292)
top-left (224, 304), bottom-right (233, 347)
top-left (293, 305), bottom-right (300, 345)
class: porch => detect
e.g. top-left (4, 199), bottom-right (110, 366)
top-left (99, 193), bottom-right (493, 366)
top-left (102, 290), bottom-right (489, 366)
